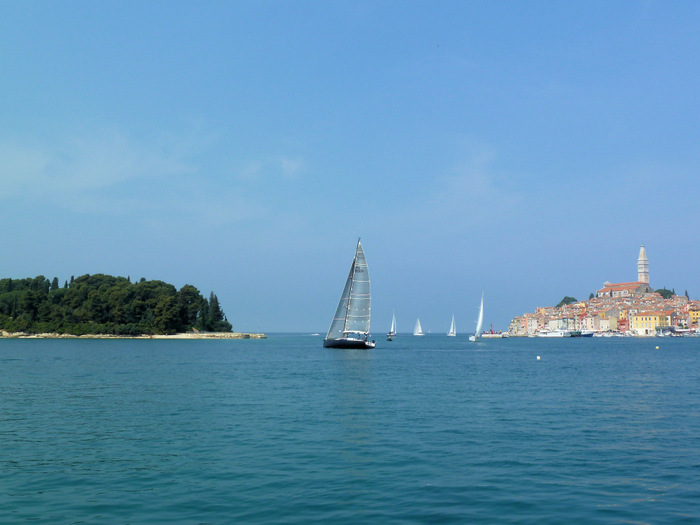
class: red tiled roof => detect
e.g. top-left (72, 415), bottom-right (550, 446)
top-left (634, 310), bottom-right (672, 317)
top-left (598, 282), bottom-right (647, 292)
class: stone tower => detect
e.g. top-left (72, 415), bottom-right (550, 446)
top-left (637, 244), bottom-right (649, 284)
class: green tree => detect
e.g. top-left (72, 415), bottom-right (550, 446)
top-left (154, 295), bottom-right (181, 334)
top-left (0, 279), bottom-right (13, 293)
top-left (555, 296), bottom-right (578, 308)
top-left (0, 273), bottom-right (224, 336)
top-left (195, 299), bottom-right (210, 331)
top-left (20, 290), bottom-right (42, 322)
top-left (208, 293), bottom-right (232, 332)
top-left (656, 288), bottom-right (673, 299)
top-left (178, 284), bottom-right (204, 329)
top-left (30, 276), bottom-right (50, 293)
top-left (139, 308), bottom-right (156, 334)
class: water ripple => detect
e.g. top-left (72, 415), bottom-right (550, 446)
top-left (1, 337), bottom-right (699, 523)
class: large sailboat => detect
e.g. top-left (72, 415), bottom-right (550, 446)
top-left (387, 312), bottom-right (396, 341)
top-left (323, 239), bottom-right (376, 349)
top-left (447, 315), bottom-right (457, 336)
top-left (469, 293), bottom-right (484, 342)
top-left (414, 318), bottom-right (425, 336)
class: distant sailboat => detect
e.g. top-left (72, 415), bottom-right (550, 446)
top-left (447, 315), bottom-right (456, 336)
top-left (323, 239), bottom-right (376, 349)
top-left (469, 293), bottom-right (484, 342)
top-left (387, 312), bottom-right (396, 341)
top-left (414, 318), bottom-right (424, 336)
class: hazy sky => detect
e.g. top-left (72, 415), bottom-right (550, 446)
top-left (2, 1), bottom-right (698, 333)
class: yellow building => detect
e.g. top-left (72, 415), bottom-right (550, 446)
top-left (631, 311), bottom-right (671, 336)
top-left (689, 308), bottom-right (700, 326)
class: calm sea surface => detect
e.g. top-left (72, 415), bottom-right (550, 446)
top-left (1, 335), bottom-right (699, 524)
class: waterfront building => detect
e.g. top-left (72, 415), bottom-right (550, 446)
top-left (527, 316), bottom-right (538, 335)
top-left (689, 306), bottom-right (700, 327)
top-left (630, 310), bottom-right (672, 336)
top-left (509, 244), bottom-right (697, 337)
top-left (548, 317), bottom-right (566, 331)
top-left (617, 317), bottom-right (629, 332)
top-left (581, 316), bottom-right (599, 332)
top-left (672, 312), bottom-right (687, 329)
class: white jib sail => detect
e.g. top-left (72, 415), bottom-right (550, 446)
top-left (448, 315), bottom-right (456, 336)
top-left (474, 293), bottom-right (484, 338)
top-left (414, 318), bottom-right (424, 336)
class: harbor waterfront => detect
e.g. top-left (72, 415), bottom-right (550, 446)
top-left (2, 335), bottom-right (699, 523)
top-left (509, 245), bottom-right (699, 337)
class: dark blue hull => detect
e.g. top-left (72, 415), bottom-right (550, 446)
top-left (323, 338), bottom-right (376, 349)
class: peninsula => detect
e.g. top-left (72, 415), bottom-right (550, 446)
top-left (0, 274), bottom-right (264, 339)
top-left (509, 245), bottom-right (699, 337)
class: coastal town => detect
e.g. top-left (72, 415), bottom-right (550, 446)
top-left (509, 245), bottom-right (700, 337)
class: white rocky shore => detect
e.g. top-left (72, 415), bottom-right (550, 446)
top-left (1, 330), bottom-right (266, 340)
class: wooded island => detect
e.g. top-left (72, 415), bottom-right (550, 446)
top-left (0, 274), bottom-right (232, 336)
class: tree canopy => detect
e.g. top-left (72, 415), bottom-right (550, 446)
top-left (0, 274), bottom-right (232, 335)
top-left (655, 288), bottom-right (673, 300)
top-left (555, 296), bottom-right (578, 308)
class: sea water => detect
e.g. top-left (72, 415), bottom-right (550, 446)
top-left (1, 335), bottom-right (699, 524)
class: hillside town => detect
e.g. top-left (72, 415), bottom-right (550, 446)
top-left (509, 245), bottom-right (700, 337)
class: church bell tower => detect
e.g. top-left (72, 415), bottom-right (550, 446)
top-left (637, 244), bottom-right (649, 284)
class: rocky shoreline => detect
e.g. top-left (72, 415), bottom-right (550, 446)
top-left (0, 331), bottom-right (267, 340)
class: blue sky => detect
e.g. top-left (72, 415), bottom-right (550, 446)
top-left (2, 1), bottom-right (698, 333)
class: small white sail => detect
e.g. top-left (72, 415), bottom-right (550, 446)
top-left (388, 312), bottom-right (396, 336)
top-left (469, 293), bottom-right (485, 342)
top-left (414, 318), bottom-right (424, 336)
top-left (447, 314), bottom-right (456, 336)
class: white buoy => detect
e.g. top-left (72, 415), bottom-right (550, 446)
top-left (656, 346), bottom-right (659, 350)
top-left (537, 355), bottom-right (541, 360)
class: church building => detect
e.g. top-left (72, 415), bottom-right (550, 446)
top-left (596, 245), bottom-right (653, 298)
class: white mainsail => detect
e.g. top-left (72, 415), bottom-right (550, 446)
top-left (388, 312), bottom-right (396, 336)
top-left (414, 318), bottom-right (424, 336)
top-left (469, 293), bottom-right (484, 342)
top-left (324, 240), bottom-right (374, 349)
top-left (447, 314), bottom-right (456, 336)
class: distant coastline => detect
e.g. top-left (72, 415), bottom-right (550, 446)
top-left (1, 331), bottom-right (266, 340)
